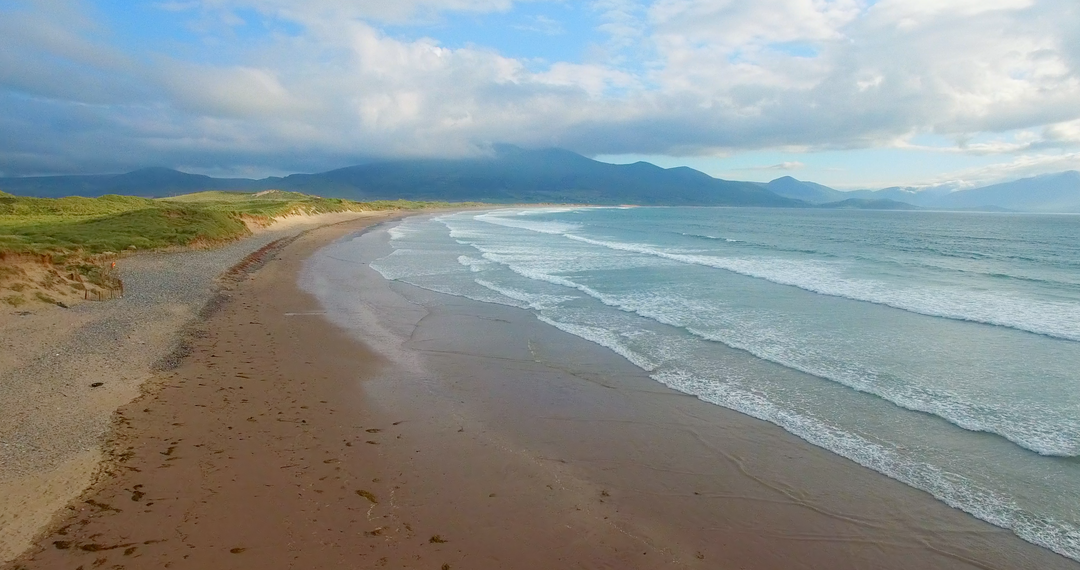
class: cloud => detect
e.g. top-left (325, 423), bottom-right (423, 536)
top-left (757, 161), bottom-right (805, 170)
top-left (180, 0), bottom-right (524, 25)
top-left (0, 0), bottom-right (1078, 184)
top-left (513, 15), bottom-right (565, 35)
top-left (921, 151), bottom-right (1080, 188)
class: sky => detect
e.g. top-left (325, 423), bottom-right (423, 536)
top-left (1, 0), bottom-right (1079, 189)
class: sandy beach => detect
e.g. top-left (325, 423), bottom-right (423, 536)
top-left (5, 213), bottom-right (1078, 569)
top-left (0, 211), bottom-right (394, 565)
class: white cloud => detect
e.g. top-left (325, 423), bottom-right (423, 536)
top-left (650, 0), bottom-right (863, 47)
top-left (1044, 119), bottom-right (1080, 146)
top-left (180, 0), bottom-right (524, 25)
top-left (1, 0), bottom-right (1079, 184)
top-left (923, 152), bottom-right (1080, 188)
top-left (513, 15), bottom-right (565, 35)
top-left (731, 161), bottom-right (807, 171)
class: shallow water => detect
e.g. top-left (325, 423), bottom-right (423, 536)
top-left (370, 207), bottom-right (1080, 561)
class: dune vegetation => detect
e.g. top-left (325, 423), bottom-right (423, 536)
top-left (0, 189), bottom-right (472, 306)
top-left (0, 189), bottom-right (463, 256)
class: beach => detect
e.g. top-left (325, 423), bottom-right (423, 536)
top-left (5, 213), bottom-right (1078, 569)
top-left (0, 211), bottom-right (394, 564)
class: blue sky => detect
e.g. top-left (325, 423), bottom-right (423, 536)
top-left (1, 0), bottom-right (1078, 189)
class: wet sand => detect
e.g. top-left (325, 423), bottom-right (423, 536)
top-left (8, 215), bottom-right (1078, 569)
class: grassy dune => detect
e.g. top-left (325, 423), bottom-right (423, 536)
top-left (0, 189), bottom-right (462, 256)
top-left (0, 189), bottom-right (473, 306)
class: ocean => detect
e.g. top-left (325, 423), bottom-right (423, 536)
top-left (368, 206), bottom-right (1080, 561)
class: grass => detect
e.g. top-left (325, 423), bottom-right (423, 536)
top-left (0, 189), bottom-right (477, 305)
top-left (0, 189), bottom-right (472, 256)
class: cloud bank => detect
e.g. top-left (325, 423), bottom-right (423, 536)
top-left (1, 0), bottom-right (1078, 184)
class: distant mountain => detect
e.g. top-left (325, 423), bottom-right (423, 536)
top-left (274, 146), bottom-right (798, 206)
top-left (0, 167), bottom-right (264, 198)
top-left (758, 177), bottom-right (937, 209)
top-left (3, 149), bottom-right (1077, 212)
top-left (767, 173), bottom-right (1080, 212)
top-left (0, 147), bottom-right (800, 207)
top-left (929, 171), bottom-right (1080, 213)
top-left (848, 186), bottom-right (952, 207)
top-left (818, 198), bottom-right (922, 210)
top-left (761, 176), bottom-right (846, 203)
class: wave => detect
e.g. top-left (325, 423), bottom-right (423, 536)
top-left (634, 230), bottom-right (1078, 292)
top-left (457, 255), bottom-right (491, 273)
top-left (473, 211), bottom-right (582, 235)
top-left (685, 318), bottom-right (1080, 457)
top-left (473, 250), bottom-right (1080, 457)
top-left (679, 232), bottom-right (742, 243)
top-left (414, 217), bottom-right (1080, 456)
top-left (387, 221), bottom-right (424, 240)
top-left (369, 213), bottom-right (1080, 562)
top-left (536, 316), bottom-right (661, 372)
top-left (650, 367), bottom-right (1080, 562)
top-left (472, 278), bottom-right (576, 312)
top-left (562, 234), bottom-right (1080, 343)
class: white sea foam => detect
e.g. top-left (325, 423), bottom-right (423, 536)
top-left (474, 211), bottom-right (582, 235)
top-left (563, 234), bottom-right (1080, 342)
top-left (536, 316), bottom-right (660, 372)
top-left (460, 235), bottom-right (1080, 456)
top-left (457, 255), bottom-right (491, 272)
top-left (682, 318), bottom-right (1080, 457)
top-left (367, 209), bottom-right (1080, 562)
top-left (651, 368), bottom-right (1080, 561)
top-left (387, 221), bottom-right (423, 240)
top-left (473, 279), bottom-right (576, 311)
top-left (548, 274), bottom-right (1080, 457)
top-left (393, 216), bottom-right (1080, 456)
top-left (681, 232), bottom-right (741, 243)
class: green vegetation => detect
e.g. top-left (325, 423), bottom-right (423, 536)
top-left (0, 189), bottom-right (469, 256)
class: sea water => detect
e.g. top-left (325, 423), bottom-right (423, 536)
top-left (369, 207), bottom-right (1080, 560)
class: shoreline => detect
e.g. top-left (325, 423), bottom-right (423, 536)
top-left (6, 212), bottom-right (1078, 569)
top-left (308, 217), bottom-right (1080, 569)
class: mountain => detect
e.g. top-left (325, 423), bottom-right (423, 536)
top-left (0, 147), bottom-right (800, 207)
top-left (816, 199), bottom-right (920, 210)
top-left (848, 186), bottom-right (952, 207)
top-left (768, 173), bottom-right (1080, 212)
top-left (0, 167), bottom-right (265, 198)
top-left (929, 171), bottom-right (1080, 213)
top-left (274, 146), bottom-right (797, 206)
top-left (761, 176), bottom-right (846, 203)
top-left (818, 198), bottom-right (922, 210)
top-left (4, 149), bottom-right (1077, 212)
top-left (758, 177), bottom-right (937, 209)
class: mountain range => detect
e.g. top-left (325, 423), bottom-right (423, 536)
top-left (761, 172), bottom-right (1080, 213)
top-left (1, 146), bottom-right (1077, 213)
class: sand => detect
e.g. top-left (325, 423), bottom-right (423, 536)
top-left (0, 211), bottom-right (390, 564)
top-left (5, 213), bottom-right (1079, 569)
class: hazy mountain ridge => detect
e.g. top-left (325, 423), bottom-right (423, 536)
top-left (2, 148), bottom-right (1078, 212)
top-left (0, 147), bottom-right (797, 207)
top-left (0, 167), bottom-right (267, 198)
top-left (757, 172), bottom-right (1080, 213)
top-left (930, 171), bottom-right (1080, 213)
top-left (816, 198), bottom-right (922, 210)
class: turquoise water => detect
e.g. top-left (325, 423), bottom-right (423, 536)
top-left (369, 207), bottom-right (1080, 560)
